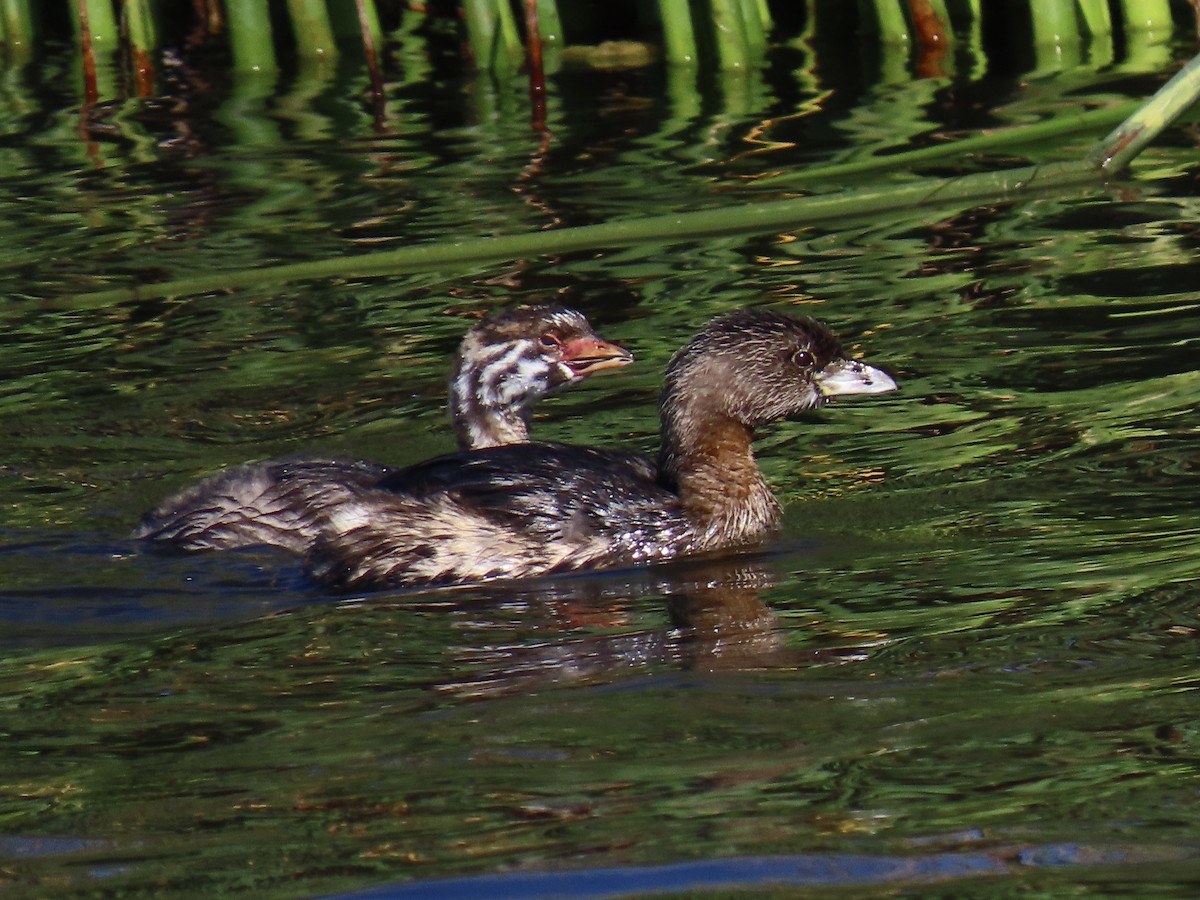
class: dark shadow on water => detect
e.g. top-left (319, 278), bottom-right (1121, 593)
top-left (324, 542), bottom-right (874, 699)
top-left (0, 529), bottom-right (326, 649)
top-left (0, 527), bottom-right (870, 688)
top-left (328, 843), bottom-right (1200, 899)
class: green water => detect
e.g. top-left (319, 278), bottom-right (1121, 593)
top-left (1, 28), bottom-right (1199, 899)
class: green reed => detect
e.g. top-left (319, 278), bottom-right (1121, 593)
top-left (0, 0), bottom-right (34, 51)
top-left (64, 38), bottom-right (1200, 310)
top-left (462, 0), bottom-right (523, 73)
top-left (7, 1), bottom-right (1196, 308)
top-left (226, 1), bottom-right (278, 73)
top-left (0, 1), bottom-right (1187, 72)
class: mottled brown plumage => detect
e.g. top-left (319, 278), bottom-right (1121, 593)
top-left (307, 309), bottom-right (897, 589)
top-left (133, 306), bottom-right (631, 553)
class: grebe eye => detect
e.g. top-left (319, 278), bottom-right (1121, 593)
top-left (791, 349), bottom-right (814, 368)
top-left (539, 333), bottom-right (561, 350)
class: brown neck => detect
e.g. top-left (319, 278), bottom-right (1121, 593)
top-left (659, 398), bottom-right (781, 550)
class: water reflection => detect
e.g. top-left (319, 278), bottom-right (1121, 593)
top-left (2, 17), bottom-right (1200, 897)
top-left (331, 840), bottom-right (1200, 899)
top-left (329, 554), bottom-right (877, 700)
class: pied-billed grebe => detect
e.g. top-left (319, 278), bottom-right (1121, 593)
top-left (133, 305), bottom-right (632, 553)
top-left (450, 305), bottom-right (633, 449)
top-left (308, 308), bottom-right (897, 589)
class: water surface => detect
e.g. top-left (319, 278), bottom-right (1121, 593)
top-left (1, 26), bottom-right (1199, 899)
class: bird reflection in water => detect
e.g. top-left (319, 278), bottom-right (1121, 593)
top-left (342, 554), bottom-right (880, 700)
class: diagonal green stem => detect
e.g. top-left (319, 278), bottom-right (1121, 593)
top-left (63, 53), bottom-right (1200, 310)
top-left (1087, 51), bottom-right (1200, 172)
top-left (70, 160), bottom-right (1104, 308)
top-left (777, 101), bottom-right (1136, 184)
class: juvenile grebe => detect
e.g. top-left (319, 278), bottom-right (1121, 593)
top-left (133, 306), bottom-right (632, 553)
top-left (308, 309), bottom-right (896, 589)
top-left (449, 305), bottom-right (634, 449)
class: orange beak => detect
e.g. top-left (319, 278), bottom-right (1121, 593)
top-left (560, 336), bottom-right (634, 376)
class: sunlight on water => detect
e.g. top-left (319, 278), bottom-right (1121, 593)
top-left (0, 25), bottom-right (1198, 900)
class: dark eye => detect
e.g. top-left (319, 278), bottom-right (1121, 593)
top-left (539, 332), bottom-right (561, 350)
top-left (790, 349), bottom-right (814, 368)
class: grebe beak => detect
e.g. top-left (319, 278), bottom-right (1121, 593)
top-left (815, 358), bottom-right (898, 398)
top-left (560, 337), bottom-right (635, 377)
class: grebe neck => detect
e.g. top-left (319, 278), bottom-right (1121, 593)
top-left (658, 393), bottom-right (781, 550)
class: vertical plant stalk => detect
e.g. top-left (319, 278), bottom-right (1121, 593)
top-left (77, 0), bottom-right (99, 104)
top-left (124, 0), bottom-right (157, 97)
top-left (1075, 0), bottom-right (1113, 36)
top-left (532, 0), bottom-right (559, 64)
top-left (354, 0), bottom-right (386, 116)
top-left (82, 0), bottom-right (118, 46)
top-left (1029, 0), bottom-right (1079, 47)
top-left (460, 0), bottom-right (490, 67)
top-left (1087, 50), bottom-right (1200, 172)
top-left (868, 0), bottom-right (911, 45)
top-left (77, 0), bottom-right (118, 163)
top-left (226, 1), bottom-right (278, 73)
top-left (285, 0), bottom-right (338, 60)
top-left (754, 0), bottom-right (772, 34)
top-left (2, 0), bottom-right (35, 51)
top-left (462, 0), bottom-right (522, 73)
top-left (957, 0), bottom-right (986, 79)
top-left (354, 0), bottom-right (382, 48)
top-left (1028, 0), bottom-right (1086, 74)
top-left (524, 0), bottom-right (547, 131)
top-left (658, 0), bottom-right (697, 64)
top-left (515, 0), bottom-right (557, 225)
top-left (909, 0), bottom-right (952, 77)
top-left (76, 0), bottom-right (120, 101)
top-left (1116, 0), bottom-right (1174, 30)
top-left (710, 0), bottom-right (750, 69)
top-left (193, 0), bottom-right (223, 35)
top-left (737, 0), bottom-right (767, 55)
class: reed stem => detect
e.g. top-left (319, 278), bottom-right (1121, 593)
top-left (524, 0), bottom-right (546, 129)
top-left (534, 0), bottom-right (562, 48)
top-left (1028, 0), bottom-right (1079, 48)
top-left (738, 0), bottom-right (767, 55)
top-left (124, 0), bottom-right (156, 94)
top-left (1075, 0), bottom-right (1113, 36)
top-left (658, 0), bottom-right (698, 64)
top-left (710, 0), bottom-right (750, 69)
top-left (1088, 51), bottom-right (1200, 172)
top-left (80, 0), bottom-right (118, 47)
top-left (462, 0), bottom-right (523, 73)
top-left (67, 160), bottom-right (1109, 308)
top-left (866, 0), bottom-right (910, 45)
top-left (1, 0), bottom-right (34, 49)
top-left (356, 0), bottom-right (382, 49)
top-left (1116, 0), bottom-right (1175, 31)
top-left (354, 0), bottom-right (384, 106)
top-left (776, 101), bottom-right (1135, 184)
top-left (226, 1), bottom-right (278, 73)
top-left (285, 0), bottom-right (338, 60)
